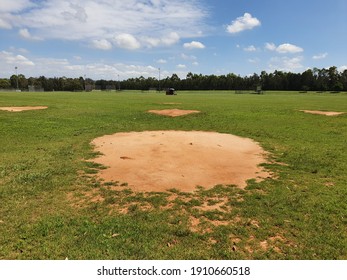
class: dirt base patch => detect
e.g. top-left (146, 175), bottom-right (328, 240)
top-left (148, 109), bottom-right (200, 117)
top-left (90, 131), bottom-right (271, 192)
top-left (300, 110), bottom-right (345, 116)
top-left (0, 106), bottom-right (48, 112)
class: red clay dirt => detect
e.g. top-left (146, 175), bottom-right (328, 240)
top-left (148, 109), bottom-right (200, 117)
top-left (300, 110), bottom-right (345, 116)
top-left (90, 131), bottom-right (271, 192)
top-left (0, 106), bottom-right (48, 112)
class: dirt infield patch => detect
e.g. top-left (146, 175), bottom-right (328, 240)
top-left (90, 131), bottom-right (271, 192)
top-left (300, 110), bottom-right (345, 116)
top-left (148, 109), bottom-right (200, 117)
top-left (0, 106), bottom-right (48, 112)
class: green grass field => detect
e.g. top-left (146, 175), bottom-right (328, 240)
top-left (0, 90), bottom-right (346, 260)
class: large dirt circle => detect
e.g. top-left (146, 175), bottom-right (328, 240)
top-left (90, 131), bottom-right (271, 192)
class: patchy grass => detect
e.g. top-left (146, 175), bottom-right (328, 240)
top-left (0, 90), bottom-right (346, 259)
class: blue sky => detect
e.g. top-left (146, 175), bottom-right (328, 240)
top-left (0, 0), bottom-right (346, 80)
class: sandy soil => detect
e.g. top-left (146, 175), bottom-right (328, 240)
top-left (0, 106), bottom-right (48, 112)
top-left (300, 110), bottom-right (345, 116)
top-left (90, 131), bottom-right (271, 192)
top-left (148, 109), bottom-right (200, 117)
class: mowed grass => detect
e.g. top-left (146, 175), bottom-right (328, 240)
top-left (0, 90), bottom-right (346, 260)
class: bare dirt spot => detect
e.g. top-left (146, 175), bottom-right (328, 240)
top-left (0, 106), bottom-right (48, 112)
top-left (90, 131), bottom-right (271, 192)
top-left (148, 109), bottom-right (200, 117)
top-left (300, 110), bottom-right (345, 116)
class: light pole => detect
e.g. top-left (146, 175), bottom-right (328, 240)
top-left (118, 74), bottom-right (120, 91)
top-left (158, 68), bottom-right (161, 91)
top-left (15, 66), bottom-right (19, 91)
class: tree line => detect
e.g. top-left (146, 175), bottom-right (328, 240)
top-left (1, 66), bottom-right (346, 92)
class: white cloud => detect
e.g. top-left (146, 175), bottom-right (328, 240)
top-left (269, 56), bottom-right (304, 72)
top-left (183, 41), bottom-right (205, 49)
top-left (1, 46), bottom-right (188, 79)
top-left (2, 0), bottom-right (207, 49)
top-left (227, 13), bottom-right (261, 34)
top-left (0, 0), bottom-right (32, 13)
top-left (265, 42), bottom-right (277, 51)
top-left (143, 32), bottom-right (180, 48)
top-left (177, 64), bottom-right (187, 69)
top-left (0, 51), bottom-right (35, 67)
top-left (181, 53), bottom-right (197, 60)
top-left (114, 34), bottom-right (141, 50)
top-left (0, 18), bottom-right (12, 29)
top-left (19, 28), bottom-right (42, 40)
top-left (266, 43), bottom-right (303, 54)
top-left (64, 65), bottom-right (84, 71)
top-left (276, 43), bottom-right (303, 53)
top-left (338, 65), bottom-right (347, 72)
top-left (91, 39), bottom-right (112, 50)
top-left (248, 58), bottom-right (259, 64)
top-left (157, 59), bottom-right (167, 64)
top-left (244, 45), bottom-right (257, 52)
top-left (313, 53), bottom-right (328, 60)
top-left (161, 32), bottom-right (180, 46)
top-left (19, 28), bottom-right (31, 39)
top-left (192, 61), bottom-right (199, 66)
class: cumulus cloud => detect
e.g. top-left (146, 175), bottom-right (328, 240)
top-left (244, 45), bottom-right (257, 52)
top-left (248, 58), bottom-right (260, 64)
top-left (161, 32), bottom-right (180, 46)
top-left (183, 41), bottom-right (205, 49)
top-left (177, 64), bottom-right (187, 69)
top-left (91, 39), bottom-right (112, 50)
top-left (1, 0), bottom-right (207, 49)
top-left (0, 0), bottom-right (32, 13)
top-left (114, 34), bottom-right (141, 50)
top-left (181, 53), bottom-right (197, 60)
top-left (0, 0), bottom-right (35, 29)
top-left (276, 44), bottom-right (303, 53)
top-left (157, 59), bottom-right (167, 64)
top-left (0, 48), bottom-right (176, 79)
top-left (19, 28), bottom-right (31, 39)
top-left (266, 43), bottom-right (304, 53)
top-left (143, 32), bottom-right (180, 48)
top-left (0, 50), bottom-right (35, 66)
top-left (313, 53), bottom-right (328, 60)
top-left (269, 56), bottom-right (304, 72)
top-left (227, 13), bottom-right (261, 34)
top-left (0, 18), bottom-right (12, 29)
top-left (265, 42), bottom-right (277, 51)
top-left (19, 28), bottom-right (42, 40)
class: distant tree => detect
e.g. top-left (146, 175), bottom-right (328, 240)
top-left (301, 69), bottom-right (315, 91)
top-left (341, 70), bottom-right (347, 91)
top-left (0, 78), bottom-right (11, 89)
top-left (9, 74), bottom-right (28, 90)
top-left (315, 68), bottom-right (329, 91)
top-left (2, 66), bottom-right (346, 92)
